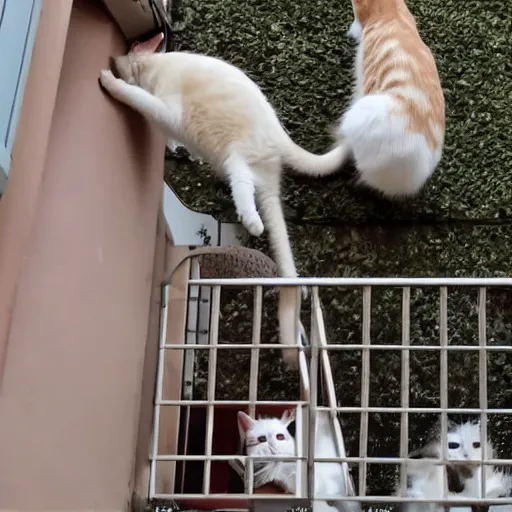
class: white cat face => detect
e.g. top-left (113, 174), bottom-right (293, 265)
top-left (237, 411), bottom-right (296, 458)
top-left (447, 421), bottom-right (483, 460)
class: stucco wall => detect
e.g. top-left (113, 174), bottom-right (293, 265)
top-left (0, 1), bottom-right (166, 510)
top-left (0, 0), bottom-right (72, 392)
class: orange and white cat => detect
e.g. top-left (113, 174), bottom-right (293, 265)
top-left (305, 0), bottom-right (445, 197)
top-left (99, 43), bottom-right (341, 369)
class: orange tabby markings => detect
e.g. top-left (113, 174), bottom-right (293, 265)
top-left (357, 0), bottom-right (445, 151)
top-left (297, 0), bottom-right (446, 197)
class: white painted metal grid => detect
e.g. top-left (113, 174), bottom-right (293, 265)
top-left (150, 276), bottom-right (512, 508)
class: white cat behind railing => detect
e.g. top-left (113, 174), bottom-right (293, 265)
top-left (447, 421), bottom-right (508, 510)
top-left (237, 410), bottom-right (360, 512)
top-left (400, 420), bottom-right (512, 512)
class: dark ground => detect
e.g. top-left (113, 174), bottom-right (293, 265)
top-left (160, 0), bottom-right (512, 506)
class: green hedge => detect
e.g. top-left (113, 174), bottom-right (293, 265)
top-left (167, 0), bottom-right (512, 223)
top-left (163, 0), bottom-right (512, 503)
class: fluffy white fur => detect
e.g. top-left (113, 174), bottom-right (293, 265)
top-left (401, 421), bottom-right (512, 512)
top-left (343, 4), bottom-right (444, 197)
top-left (337, 92), bottom-right (441, 198)
top-left (298, 6), bottom-right (445, 198)
top-left (237, 410), bottom-right (359, 512)
top-left (402, 455), bottom-right (446, 512)
top-left (99, 51), bottom-right (343, 369)
top-left (447, 422), bottom-right (512, 512)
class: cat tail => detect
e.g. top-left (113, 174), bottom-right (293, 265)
top-left (278, 286), bottom-right (302, 370)
top-left (257, 180), bottom-right (302, 370)
top-left (281, 136), bottom-right (351, 178)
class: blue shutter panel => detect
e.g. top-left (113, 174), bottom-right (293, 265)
top-left (0, 0), bottom-right (42, 191)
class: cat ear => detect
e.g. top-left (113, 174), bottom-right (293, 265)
top-left (280, 408), bottom-right (296, 427)
top-left (237, 411), bottom-right (256, 439)
top-left (446, 418), bottom-right (458, 432)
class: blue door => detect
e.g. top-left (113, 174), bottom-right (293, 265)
top-left (0, 0), bottom-right (42, 192)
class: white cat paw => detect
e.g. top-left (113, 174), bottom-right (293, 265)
top-left (99, 69), bottom-right (118, 90)
top-left (241, 212), bottom-right (264, 237)
top-left (282, 348), bottom-right (299, 371)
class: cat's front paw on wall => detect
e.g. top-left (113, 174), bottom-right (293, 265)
top-left (99, 69), bottom-right (118, 91)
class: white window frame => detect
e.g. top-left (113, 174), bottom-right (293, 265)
top-left (0, 0), bottom-right (42, 194)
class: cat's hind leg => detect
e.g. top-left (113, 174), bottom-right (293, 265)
top-left (256, 177), bottom-right (296, 278)
top-left (224, 155), bottom-right (264, 237)
top-left (99, 69), bottom-right (182, 138)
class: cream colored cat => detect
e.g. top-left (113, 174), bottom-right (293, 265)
top-left (299, 0), bottom-right (445, 198)
top-left (99, 48), bottom-right (344, 369)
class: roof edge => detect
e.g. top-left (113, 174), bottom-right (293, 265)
top-left (102, 0), bottom-right (169, 42)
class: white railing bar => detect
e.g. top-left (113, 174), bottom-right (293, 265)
top-left (293, 286), bottom-right (303, 373)
top-left (155, 401), bottom-right (512, 413)
top-left (313, 288), bottom-right (355, 497)
top-left (158, 399), bottom-right (308, 406)
top-left (245, 452), bottom-right (254, 496)
top-left (479, 287), bottom-right (488, 498)
top-left (295, 404), bottom-right (304, 498)
top-left (196, 261), bottom-right (213, 347)
top-left (309, 287), bottom-right (320, 500)
top-left (180, 259), bottom-right (199, 491)
top-left (150, 493), bottom-right (512, 504)
top-left (162, 343), bottom-right (512, 351)
top-left (151, 492), bottom-right (302, 500)
top-left (439, 286), bottom-right (449, 498)
top-left (318, 406), bottom-right (512, 413)
top-left (187, 277), bottom-right (512, 287)
top-left (311, 457), bottom-right (512, 465)
top-left (359, 286), bottom-right (371, 497)
top-left (314, 290), bottom-right (337, 410)
top-left (183, 259), bottom-right (201, 399)
top-left (316, 345), bottom-right (511, 351)
top-left (151, 454), bottom-right (512, 464)
top-left (332, 416), bottom-right (355, 497)
top-left (154, 454), bottom-right (308, 461)
top-left (246, 286), bottom-right (262, 496)
top-left (203, 285), bottom-right (221, 495)
top-left (150, 284), bottom-right (169, 497)
top-left (399, 287), bottom-right (411, 497)
top-left (149, 492), bottom-right (300, 501)
top-left (316, 496), bottom-right (512, 504)
top-left (298, 321), bottom-right (311, 399)
top-left (248, 286), bottom-right (263, 418)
